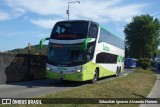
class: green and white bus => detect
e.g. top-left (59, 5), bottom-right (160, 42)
top-left (40, 20), bottom-right (124, 83)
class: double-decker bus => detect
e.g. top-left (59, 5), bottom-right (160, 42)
top-left (40, 20), bottom-right (124, 83)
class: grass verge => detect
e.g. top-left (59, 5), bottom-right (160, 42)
top-left (1, 68), bottom-right (157, 107)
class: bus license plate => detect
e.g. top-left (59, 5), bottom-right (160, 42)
top-left (59, 75), bottom-right (64, 79)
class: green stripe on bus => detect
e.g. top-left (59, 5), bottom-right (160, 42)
top-left (82, 38), bottom-right (92, 51)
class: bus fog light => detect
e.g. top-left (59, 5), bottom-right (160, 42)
top-left (74, 66), bottom-right (82, 72)
top-left (76, 69), bottom-right (81, 72)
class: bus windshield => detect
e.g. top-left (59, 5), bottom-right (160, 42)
top-left (48, 43), bottom-right (85, 66)
top-left (50, 21), bottom-right (89, 40)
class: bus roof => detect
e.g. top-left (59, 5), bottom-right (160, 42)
top-left (56, 20), bottom-right (99, 25)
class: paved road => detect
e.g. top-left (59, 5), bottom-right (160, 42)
top-left (0, 69), bottom-right (135, 98)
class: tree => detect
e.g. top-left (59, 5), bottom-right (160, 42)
top-left (8, 45), bottom-right (48, 55)
top-left (124, 14), bottom-right (160, 59)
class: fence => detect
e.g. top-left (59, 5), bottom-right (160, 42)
top-left (0, 53), bottom-right (47, 84)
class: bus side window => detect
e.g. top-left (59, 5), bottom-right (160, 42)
top-left (98, 28), bottom-right (105, 43)
top-left (88, 23), bottom-right (98, 38)
top-left (96, 52), bottom-right (117, 63)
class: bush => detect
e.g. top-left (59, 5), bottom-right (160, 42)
top-left (138, 58), bottom-right (151, 70)
top-left (141, 61), bottom-right (150, 69)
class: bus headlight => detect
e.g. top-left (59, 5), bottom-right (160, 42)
top-left (74, 66), bottom-right (82, 72)
top-left (74, 66), bottom-right (86, 72)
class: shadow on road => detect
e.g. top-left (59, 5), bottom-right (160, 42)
top-left (7, 79), bottom-right (86, 88)
top-left (4, 68), bottom-right (134, 88)
top-left (132, 93), bottom-right (147, 98)
top-left (5, 75), bottom-right (117, 88)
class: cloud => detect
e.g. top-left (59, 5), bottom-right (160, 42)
top-left (6, 0), bottom-right (66, 16)
top-left (0, 7), bottom-right (26, 21)
top-left (14, 8), bottom-right (26, 17)
top-left (0, 30), bottom-right (49, 38)
top-left (30, 18), bottom-right (63, 29)
top-left (0, 11), bottom-right (10, 21)
top-left (69, 0), bottom-right (149, 23)
top-left (105, 4), bottom-right (148, 22)
top-left (5, 0), bottom-right (149, 28)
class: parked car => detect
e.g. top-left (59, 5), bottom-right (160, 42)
top-left (151, 57), bottom-right (160, 67)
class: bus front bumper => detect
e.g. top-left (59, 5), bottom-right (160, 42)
top-left (46, 69), bottom-right (93, 81)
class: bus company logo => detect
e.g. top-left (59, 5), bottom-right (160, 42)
top-left (103, 44), bottom-right (110, 52)
top-left (57, 67), bottom-right (67, 71)
top-left (2, 99), bottom-right (11, 104)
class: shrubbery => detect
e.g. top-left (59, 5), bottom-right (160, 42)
top-left (138, 58), bottom-right (151, 69)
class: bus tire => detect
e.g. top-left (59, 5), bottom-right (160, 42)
top-left (119, 66), bottom-right (122, 74)
top-left (119, 67), bottom-right (121, 76)
top-left (92, 69), bottom-right (98, 83)
top-left (116, 67), bottom-right (120, 77)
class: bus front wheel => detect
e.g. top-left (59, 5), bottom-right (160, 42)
top-left (92, 69), bottom-right (98, 83)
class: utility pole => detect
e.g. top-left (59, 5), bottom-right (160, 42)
top-left (67, 1), bottom-right (80, 20)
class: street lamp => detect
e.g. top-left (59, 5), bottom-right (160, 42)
top-left (67, 1), bottom-right (80, 20)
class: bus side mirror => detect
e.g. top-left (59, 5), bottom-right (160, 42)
top-left (40, 38), bottom-right (49, 49)
top-left (88, 46), bottom-right (94, 53)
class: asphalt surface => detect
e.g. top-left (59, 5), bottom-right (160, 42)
top-left (0, 69), bottom-right (135, 98)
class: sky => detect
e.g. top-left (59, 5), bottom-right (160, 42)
top-left (0, 0), bottom-right (160, 52)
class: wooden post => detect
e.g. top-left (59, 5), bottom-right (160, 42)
top-left (26, 43), bottom-right (33, 80)
top-left (28, 43), bottom-right (31, 54)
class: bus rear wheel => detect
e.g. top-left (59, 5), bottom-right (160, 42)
top-left (116, 67), bottom-right (121, 77)
top-left (92, 69), bottom-right (98, 83)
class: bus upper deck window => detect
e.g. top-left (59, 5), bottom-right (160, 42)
top-left (88, 23), bottom-right (98, 38)
top-left (56, 26), bottom-right (66, 34)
